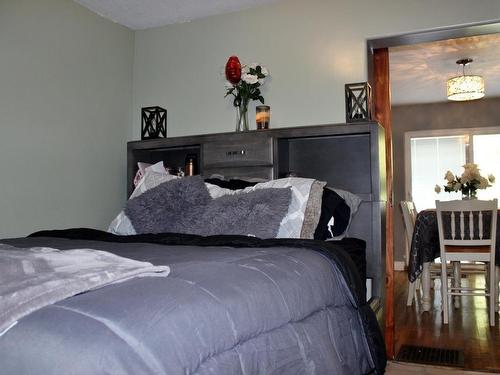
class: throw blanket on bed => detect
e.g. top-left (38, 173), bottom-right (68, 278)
top-left (0, 244), bottom-right (169, 334)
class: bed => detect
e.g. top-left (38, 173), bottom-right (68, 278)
top-left (0, 123), bottom-right (387, 374)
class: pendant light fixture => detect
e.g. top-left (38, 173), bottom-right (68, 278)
top-left (447, 58), bottom-right (485, 101)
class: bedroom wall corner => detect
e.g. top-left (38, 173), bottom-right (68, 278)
top-left (0, 0), bottom-right (134, 238)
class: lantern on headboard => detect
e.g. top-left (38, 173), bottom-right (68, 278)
top-left (141, 106), bottom-right (167, 140)
top-left (345, 82), bottom-right (372, 123)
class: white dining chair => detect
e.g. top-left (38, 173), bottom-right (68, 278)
top-left (436, 199), bottom-right (498, 327)
top-left (401, 201), bottom-right (442, 306)
top-left (400, 201), bottom-right (419, 306)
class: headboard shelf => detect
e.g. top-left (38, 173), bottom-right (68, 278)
top-left (127, 122), bottom-right (386, 325)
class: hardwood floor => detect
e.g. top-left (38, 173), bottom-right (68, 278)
top-left (387, 361), bottom-right (489, 374)
top-left (394, 271), bottom-right (500, 372)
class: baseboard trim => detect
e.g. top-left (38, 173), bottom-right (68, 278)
top-left (394, 261), bottom-right (405, 271)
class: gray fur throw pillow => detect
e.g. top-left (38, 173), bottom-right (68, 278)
top-left (125, 176), bottom-right (211, 234)
top-left (125, 175), bottom-right (292, 238)
top-left (195, 188), bottom-right (291, 238)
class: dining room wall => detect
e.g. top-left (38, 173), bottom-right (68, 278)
top-left (392, 97), bottom-right (500, 263)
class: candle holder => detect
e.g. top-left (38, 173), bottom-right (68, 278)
top-left (141, 106), bottom-right (167, 140)
top-left (256, 105), bottom-right (270, 130)
top-left (345, 82), bottom-right (372, 123)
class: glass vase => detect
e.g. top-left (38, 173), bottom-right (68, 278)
top-left (462, 189), bottom-right (478, 200)
top-left (235, 100), bottom-right (250, 132)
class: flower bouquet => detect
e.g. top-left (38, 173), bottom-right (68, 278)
top-left (224, 56), bottom-right (269, 132)
top-left (434, 163), bottom-right (495, 199)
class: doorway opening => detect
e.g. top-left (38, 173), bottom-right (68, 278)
top-left (367, 20), bottom-right (500, 370)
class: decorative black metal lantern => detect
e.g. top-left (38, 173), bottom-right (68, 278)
top-left (345, 82), bottom-right (372, 123)
top-left (141, 106), bottom-right (167, 140)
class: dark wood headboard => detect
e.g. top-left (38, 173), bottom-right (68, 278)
top-left (127, 122), bottom-right (386, 321)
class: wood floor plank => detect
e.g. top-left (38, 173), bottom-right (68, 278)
top-left (387, 361), bottom-right (491, 374)
top-left (394, 271), bottom-right (500, 372)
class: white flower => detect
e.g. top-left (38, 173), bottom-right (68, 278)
top-left (260, 66), bottom-right (269, 76)
top-left (460, 172), bottom-right (470, 184)
top-left (224, 81), bottom-right (234, 89)
top-left (479, 176), bottom-right (490, 189)
top-left (461, 163), bottom-right (480, 182)
top-left (444, 171), bottom-right (454, 183)
top-left (241, 64), bottom-right (250, 74)
top-left (242, 73), bottom-right (258, 85)
top-left (488, 174), bottom-right (495, 183)
top-left (452, 182), bottom-right (462, 192)
top-left (434, 184), bottom-right (441, 194)
top-left (463, 163), bottom-right (479, 171)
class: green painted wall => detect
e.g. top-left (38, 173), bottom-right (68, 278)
top-left (2, 0), bottom-right (500, 239)
top-left (132, 0), bottom-right (500, 138)
top-left (0, 0), bottom-right (134, 237)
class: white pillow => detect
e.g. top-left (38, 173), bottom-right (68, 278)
top-left (131, 170), bottom-right (179, 199)
top-left (108, 211), bottom-right (135, 235)
top-left (108, 170), bottom-right (179, 235)
top-left (133, 161), bottom-right (171, 186)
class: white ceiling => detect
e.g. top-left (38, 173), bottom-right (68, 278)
top-left (74, 0), bottom-right (279, 29)
top-left (390, 33), bottom-right (500, 105)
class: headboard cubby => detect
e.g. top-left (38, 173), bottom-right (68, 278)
top-left (127, 141), bottom-right (201, 196)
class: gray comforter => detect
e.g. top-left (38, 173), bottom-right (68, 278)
top-left (0, 236), bottom-right (377, 375)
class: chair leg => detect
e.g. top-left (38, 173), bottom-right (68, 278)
top-left (489, 263), bottom-right (496, 327)
top-left (422, 262), bottom-right (432, 312)
top-left (407, 280), bottom-right (417, 306)
top-left (441, 261), bottom-right (449, 324)
top-left (453, 261), bottom-right (461, 309)
top-left (486, 267), bottom-right (490, 294)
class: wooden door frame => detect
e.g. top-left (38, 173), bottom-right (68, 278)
top-left (366, 19), bottom-right (500, 359)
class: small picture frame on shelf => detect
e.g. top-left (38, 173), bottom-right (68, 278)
top-left (141, 106), bottom-right (167, 140)
top-left (345, 82), bottom-right (372, 123)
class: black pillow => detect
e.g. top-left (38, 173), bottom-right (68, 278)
top-left (204, 178), bottom-right (258, 190)
top-left (314, 188), bottom-right (351, 240)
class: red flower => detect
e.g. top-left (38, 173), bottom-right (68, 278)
top-left (225, 56), bottom-right (241, 85)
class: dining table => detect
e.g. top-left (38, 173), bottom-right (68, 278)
top-left (408, 209), bottom-right (500, 312)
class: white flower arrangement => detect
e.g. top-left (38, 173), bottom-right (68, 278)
top-left (224, 56), bottom-right (270, 108)
top-left (435, 163), bottom-right (495, 199)
top-left (224, 56), bottom-right (270, 131)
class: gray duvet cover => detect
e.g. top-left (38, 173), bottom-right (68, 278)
top-left (1, 236), bottom-right (377, 375)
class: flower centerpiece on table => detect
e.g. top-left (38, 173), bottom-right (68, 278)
top-left (224, 56), bottom-right (269, 132)
top-left (434, 163), bottom-right (495, 199)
